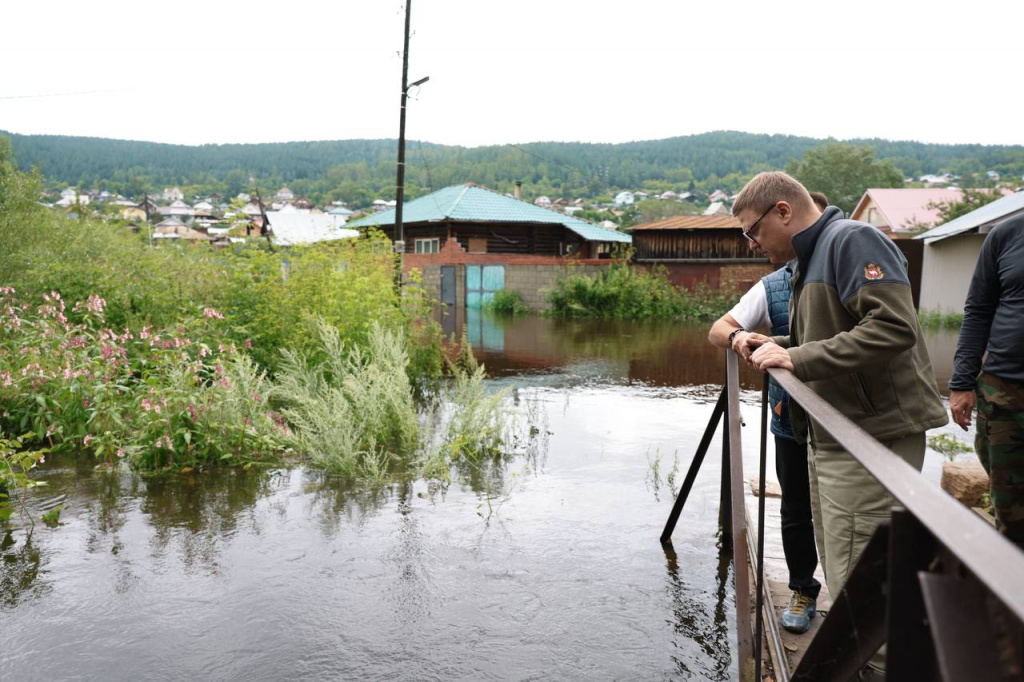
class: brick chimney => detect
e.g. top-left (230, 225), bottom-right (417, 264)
top-left (514, 181), bottom-right (522, 200)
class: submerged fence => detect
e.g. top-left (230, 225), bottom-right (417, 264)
top-left (661, 351), bottom-right (1024, 682)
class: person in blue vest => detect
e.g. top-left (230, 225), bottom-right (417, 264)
top-left (706, 191), bottom-right (829, 634)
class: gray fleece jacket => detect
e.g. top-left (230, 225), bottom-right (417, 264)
top-left (773, 207), bottom-right (948, 447)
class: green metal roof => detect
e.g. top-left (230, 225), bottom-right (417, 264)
top-left (349, 184), bottom-right (631, 244)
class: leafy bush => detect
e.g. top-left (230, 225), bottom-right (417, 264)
top-left (545, 261), bottom-right (737, 320)
top-left (484, 290), bottom-right (531, 316)
top-left (1, 434), bottom-right (48, 526)
top-left (919, 310), bottom-right (963, 330)
top-left (0, 288), bottom-right (286, 470)
top-left (928, 433), bottom-right (973, 462)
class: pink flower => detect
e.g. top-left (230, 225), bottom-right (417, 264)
top-left (83, 397), bottom-right (90, 407)
top-left (0, 286), bottom-right (15, 294)
top-left (38, 456), bottom-right (45, 464)
top-left (83, 434), bottom-right (93, 446)
top-left (203, 307), bottom-right (225, 320)
top-left (86, 294), bottom-right (106, 313)
top-left (244, 338), bottom-right (252, 350)
top-left (116, 448), bottom-right (125, 458)
top-left (141, 398), bottom-right (152, 411)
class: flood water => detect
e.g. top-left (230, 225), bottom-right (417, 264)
top-left (1, 316), bottom-right (963, 681)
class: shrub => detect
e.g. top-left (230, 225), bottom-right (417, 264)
top-left (485, 290), bottom-right (530, 316)
top-left (545, 261), bottom-right (737, 320)
top-left (919, 310), bottom-right (963, 330)
top-left (0, 288), bottom-right (286, 470)
top-left (272, 319), bottom-right (419, 478)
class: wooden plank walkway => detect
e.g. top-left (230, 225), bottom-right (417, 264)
top-left (743, 476), bottom-right (996, 680)
top-left (744, 481), bottom-right (831, 679)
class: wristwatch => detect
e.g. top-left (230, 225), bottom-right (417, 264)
top-left (728, 328), bottom-right (744, 346)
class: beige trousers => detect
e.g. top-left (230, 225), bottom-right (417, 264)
top-left (807, 431), bottom-right (926, 673)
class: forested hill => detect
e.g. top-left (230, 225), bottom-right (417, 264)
top-left (6, 129), bottom-right (1024, 206)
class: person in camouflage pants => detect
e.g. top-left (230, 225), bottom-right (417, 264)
top-left (974, 372), bottom-right (1024, 547)
top-left (950, 214), bottom-right (1024, 551)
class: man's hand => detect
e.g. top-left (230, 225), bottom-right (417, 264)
top-left (737, 332), bottom-right (773, 362)
top-left (949, 390), bottom-right (976, 431)
top-left (750, 342), bottom-right (794, 373)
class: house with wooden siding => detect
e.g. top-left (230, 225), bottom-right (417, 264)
top-left (349, 183), bottom-right (631, 311)
top-left (628, 214), bottom-right (771, 292)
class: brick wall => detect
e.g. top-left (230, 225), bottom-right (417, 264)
top-left (408, 260), bottom-right (613, 312)
top-left (720, 263), bottom-right (775, 293)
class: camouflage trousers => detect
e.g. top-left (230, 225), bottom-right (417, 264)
top-left (976, 372), bottom-right (1024, 550)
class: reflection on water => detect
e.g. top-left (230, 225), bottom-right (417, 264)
top-left (1, 314), bottom-right (961, 681)
top-left (664, 542), bottom-right (733, 679)
top-left (459, 312), bottom-right (960, 395)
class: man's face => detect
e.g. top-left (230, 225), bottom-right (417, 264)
top-left (738, 202), bottom-right (795, 264)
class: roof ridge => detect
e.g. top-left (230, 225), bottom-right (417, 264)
top-left (446, 184), bottom-right (473, 216)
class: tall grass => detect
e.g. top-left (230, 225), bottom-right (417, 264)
top-left (273, 319), bottom-right (419, 478)
top-left (545, 261), bottom-right (737, 320)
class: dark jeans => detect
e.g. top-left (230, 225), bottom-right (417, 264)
top-left (776, 434), bottom-right (821, 599)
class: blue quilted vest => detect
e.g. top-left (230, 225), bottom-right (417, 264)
top-left (762, 268), bottom-right (795, 441)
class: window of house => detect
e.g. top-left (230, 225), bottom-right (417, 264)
top-left (414, 238), bottom-right (440, 254)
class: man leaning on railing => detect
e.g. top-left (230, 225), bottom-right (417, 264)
top-left (707, 191), bottom-right (829, 637)
top-left (730, 171), bottom-right (948, 682)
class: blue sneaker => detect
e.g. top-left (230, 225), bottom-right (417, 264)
top-left (780, 592), bottom-right (816, 634)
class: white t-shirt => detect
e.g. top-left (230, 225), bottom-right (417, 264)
top-left (728, 279), bottom-right (771, 331)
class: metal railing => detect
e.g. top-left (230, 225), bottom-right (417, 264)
top-left (661, 351), bottom-right (1024, 682)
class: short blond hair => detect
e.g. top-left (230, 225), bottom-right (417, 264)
top-left (732, 171), bottom-right (814, 217)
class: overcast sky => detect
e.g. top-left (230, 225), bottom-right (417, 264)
top-left (2, 0), bottom-right (1022, 148)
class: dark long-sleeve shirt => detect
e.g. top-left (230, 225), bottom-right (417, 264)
top-left (949, 214), bottom-right (1024, 390)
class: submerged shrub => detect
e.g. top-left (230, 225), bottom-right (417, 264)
top-left (421, 363), bottom-right (511, 483)
top-left (545, 261), bottom-right (737, 321)
top-left (484, 290), bottom-right (530, 316)
top-left (918, 309), bottom-right (963, 330)
top-left (273, 319), bottom-right (419, 478)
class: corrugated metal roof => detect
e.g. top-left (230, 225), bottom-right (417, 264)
top-left (629, 215), bottom-right (741, 231)
top-left (349, 184), bottom-right (631, 244)
top-left (266, 211), bottom-right (359, 246)
top-left (915, 190), bottom-right (1024, 243)
top-left (851, 188), bottom-right (962, 231)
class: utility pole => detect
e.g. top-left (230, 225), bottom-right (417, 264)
top-left (394, 0), bottom-right (428, 254)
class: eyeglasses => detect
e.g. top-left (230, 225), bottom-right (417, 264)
top-left (742, 203), bottom-right (777, 244)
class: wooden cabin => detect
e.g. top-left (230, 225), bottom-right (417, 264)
top-left (629, 214), bottom-right (771, 292)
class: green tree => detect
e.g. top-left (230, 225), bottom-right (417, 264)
top-left (632, 199), bottom-right (698, 224)
top-left (785, 142), bottom-right (904, 213)
top-left (927, 187), bottom-right (1003, 225)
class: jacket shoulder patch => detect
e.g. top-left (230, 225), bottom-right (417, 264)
top-left (863, 263), bottom-right (885, 280)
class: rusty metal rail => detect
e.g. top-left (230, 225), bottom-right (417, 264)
top-left (661, 351), bottom-right (1024, 682)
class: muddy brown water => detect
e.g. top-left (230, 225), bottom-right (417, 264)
top-left (0, 316), bottom-right (961, 681)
